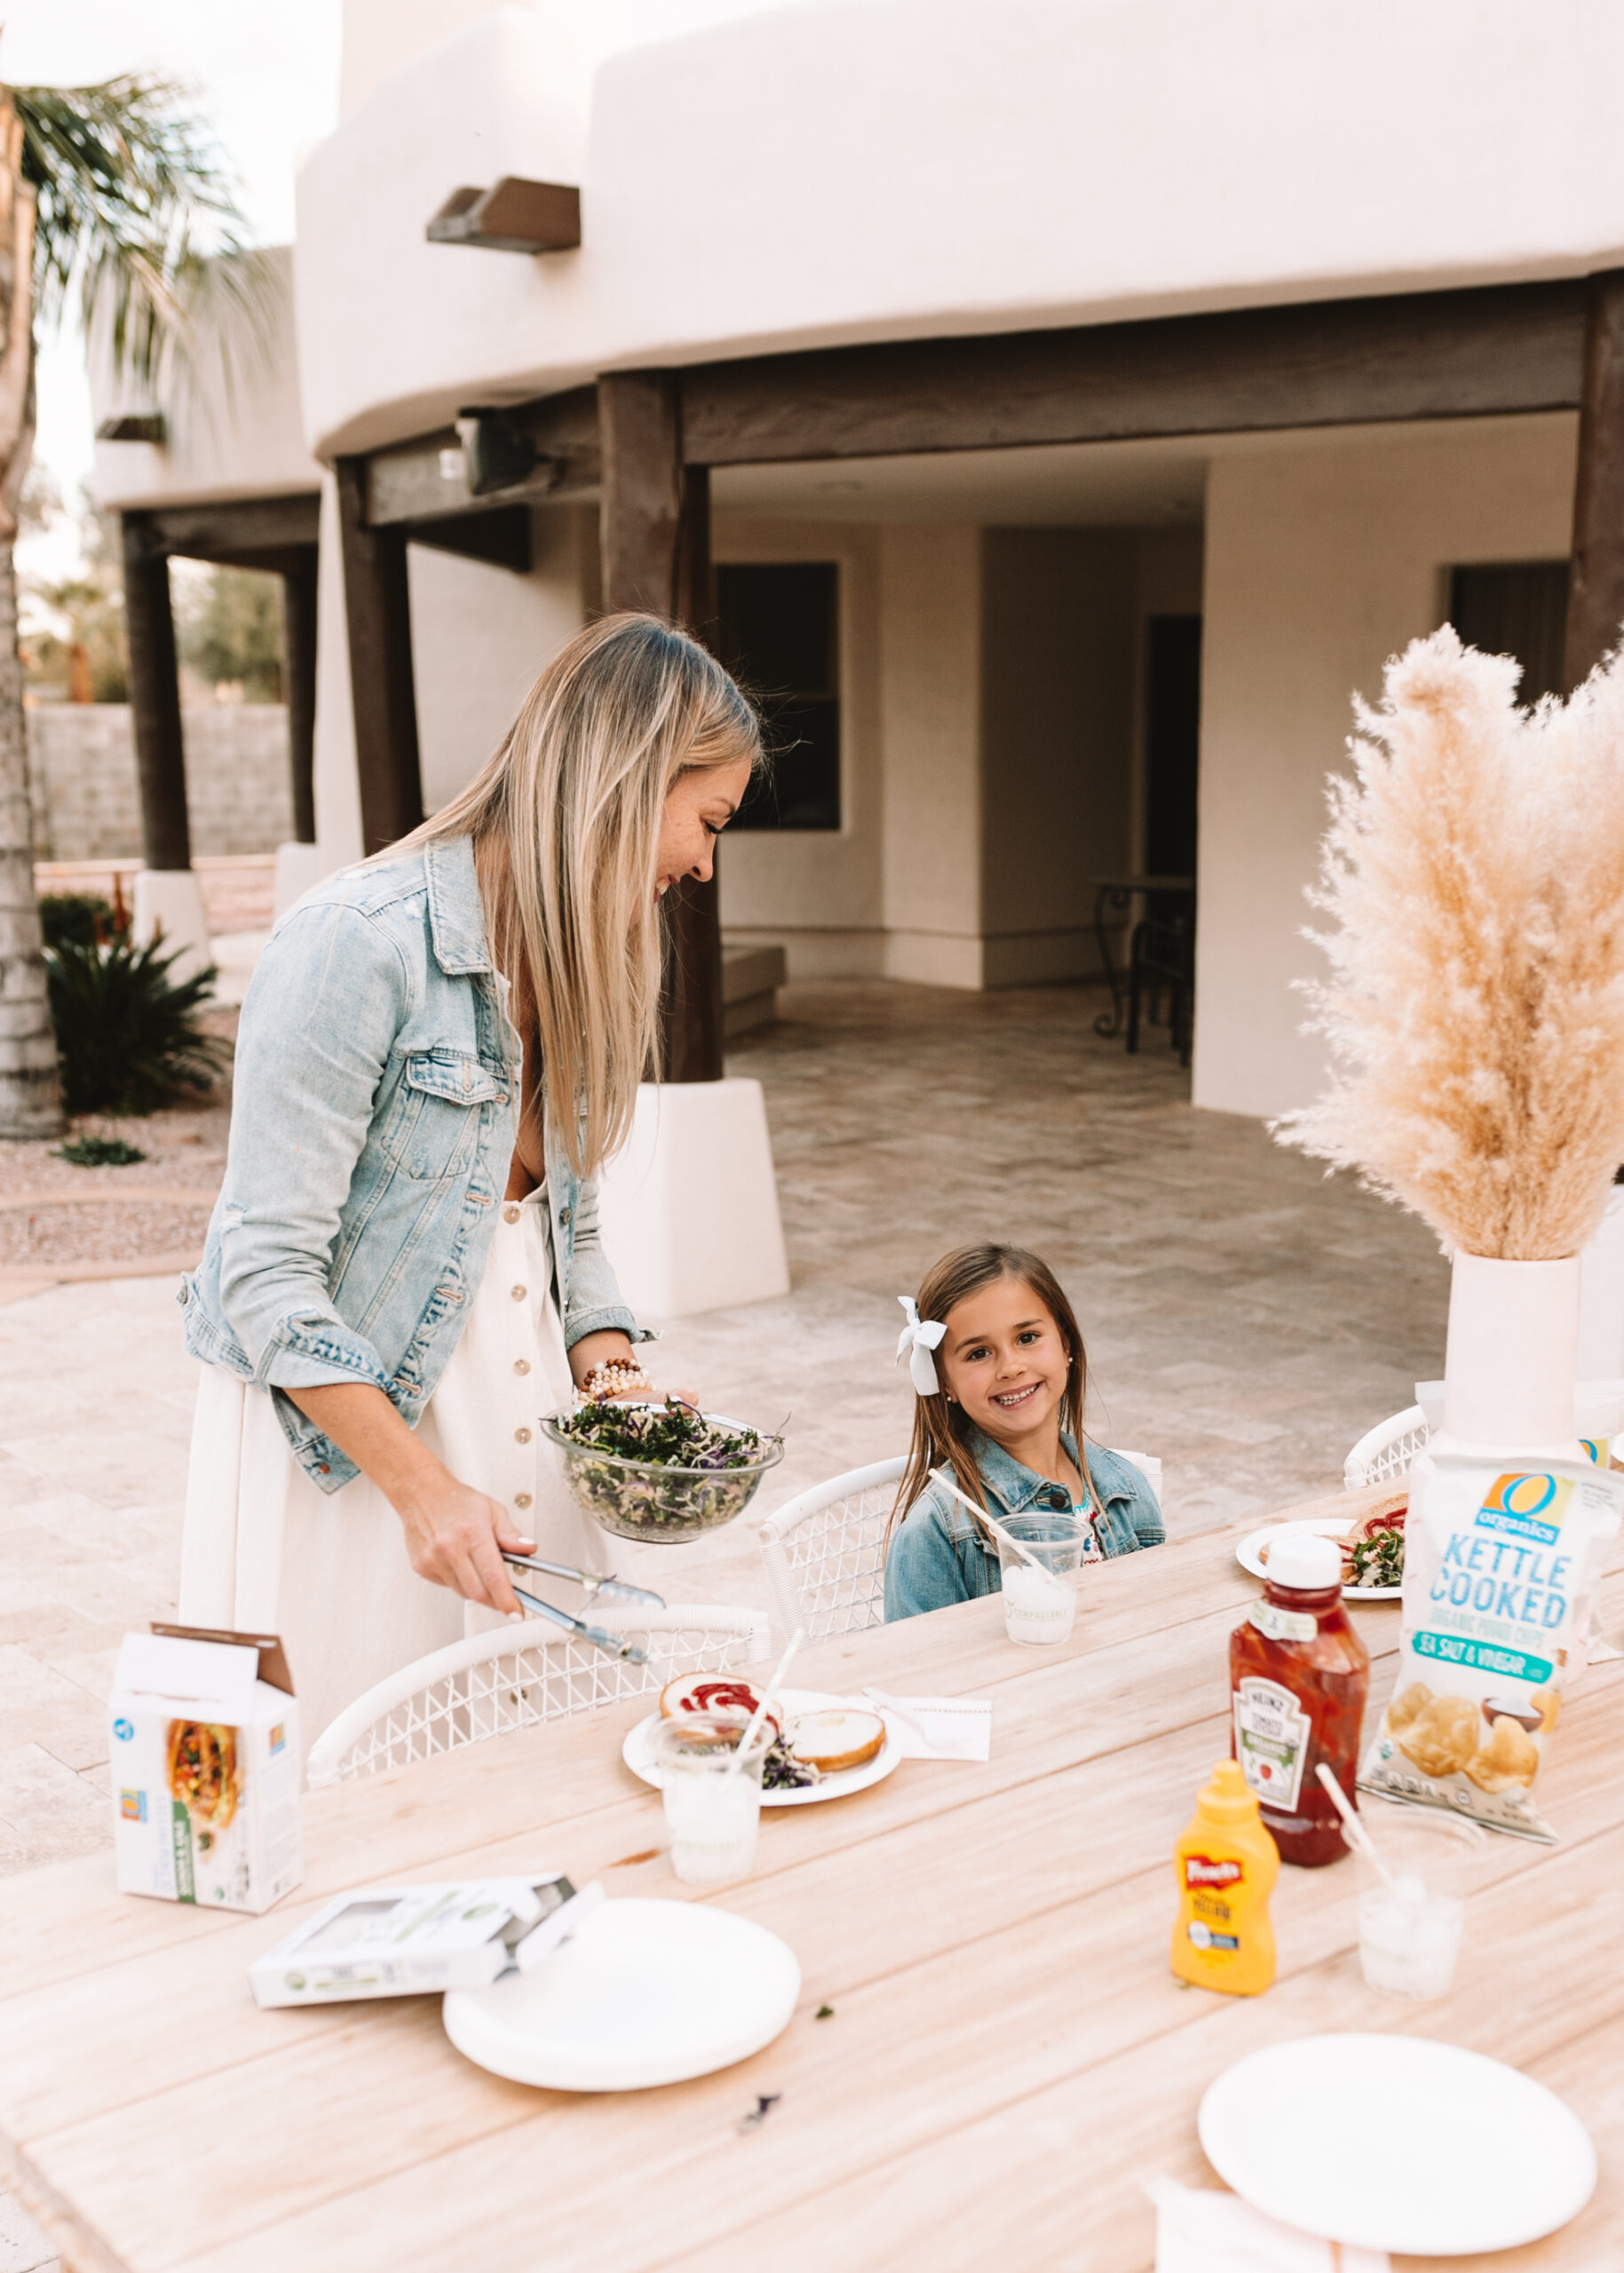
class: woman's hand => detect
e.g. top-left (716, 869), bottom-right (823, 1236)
top-left (567, 1329), bottom-right (695, 1407)
top-left (285, 1382), bottom-right (535, 1614)
top-left (394, 1471), bottom-right (534, 1615)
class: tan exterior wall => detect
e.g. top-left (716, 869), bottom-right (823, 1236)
top-left (713, 515), bottom-right (883, 978)
top-left (1193, 411), bottom-right (1578, 1121)
top-left (878, 525), bottom-right (985, 986)
top-left (408, 505), bottom-right (591, 817)
top-left (26, 704), bottom-right (295, 861)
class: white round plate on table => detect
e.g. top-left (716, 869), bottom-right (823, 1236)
top-left (622, 1686), bottom-right (903, 1807)
top-left (1235, 1516), bottom-right (1403, 1602)
top-left (1199, 2034), bottom-right (1596, 2256)
top-left (443, 1897), bottom-right (800, 2091)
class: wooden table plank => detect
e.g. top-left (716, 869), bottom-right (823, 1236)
top-left (3, 1489), bottom-right (1619, 2273)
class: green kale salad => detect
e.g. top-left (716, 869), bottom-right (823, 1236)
top-left (543, 1397), bottom-right (784, 1543)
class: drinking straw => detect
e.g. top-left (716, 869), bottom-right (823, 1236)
top-left (725, 1627), bottom-right (804, 1780)
top-left (929, 1466), bottom-right (1050, 1574)
top-left (1314, 1762), bottom-right (1398, 1888)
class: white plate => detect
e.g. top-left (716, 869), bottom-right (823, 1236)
top-left (622, 1688), bottom-right (903, 1807)
top-left (1200, 2034), bottom-right (1596, 2255)
top-left (1235, 1516), bottom-right (1402, 1601)
top-left (443, 1897), bottom-right (800, 2091)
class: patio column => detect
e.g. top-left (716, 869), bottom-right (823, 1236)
top-left (120, 511), bottom-right (190, 872)
top-left (599, 371), bottom-right (723, 1083)
top-left (1565, 268), bottom-right (1624, 690)
top-left (281, 547), bottom-right (319, 845)
top-left (335, 455), bottom-right (423, 854)
top-left (121, 512), bottom-right (210, 978)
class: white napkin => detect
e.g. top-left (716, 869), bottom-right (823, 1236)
top-left (1149, 2179), bottom-right (1390, 2273)
top-left (861, 1688), bottom-right (992, 1761)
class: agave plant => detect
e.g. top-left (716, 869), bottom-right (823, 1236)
top-left (46, 934), bottom-right (225, 1116)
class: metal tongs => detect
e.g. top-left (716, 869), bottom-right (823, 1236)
top-left (500, 1551), bottom-right (666, 1663)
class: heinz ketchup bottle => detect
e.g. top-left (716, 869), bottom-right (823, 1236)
top-left (1229, 1530), bottom-right (1369, 1866)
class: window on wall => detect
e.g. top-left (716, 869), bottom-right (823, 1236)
top-left (716, 562), bottom-right (841, 829)
top-left (1448, 561), bottom-right (1570, 705)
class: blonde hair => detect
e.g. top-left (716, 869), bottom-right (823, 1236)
top-left (889, 1244), bottom-right (1088, 1540)
top-left (392, 613), bottom-right (761, 1176)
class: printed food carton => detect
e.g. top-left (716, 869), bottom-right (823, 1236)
top-left (109, 1624), bottom-right (302, 1914)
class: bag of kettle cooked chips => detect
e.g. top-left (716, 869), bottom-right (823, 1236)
top-left (1359, 1453), bottom-right (1623, 1842)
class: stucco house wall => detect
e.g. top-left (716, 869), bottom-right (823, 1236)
top-left (1193, 411), bottom-right (1579, 1119)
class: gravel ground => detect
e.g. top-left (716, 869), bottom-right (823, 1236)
top-left (0, 1007), bottom-right (234, 1268)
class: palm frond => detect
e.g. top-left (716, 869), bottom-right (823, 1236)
top-left (12, 74), bottom-right (273, 403)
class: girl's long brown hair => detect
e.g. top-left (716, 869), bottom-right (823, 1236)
top-left (889, 1244), bottom-right (1089, 1541)
top-left (385, 613), bottom-right (762, 1176)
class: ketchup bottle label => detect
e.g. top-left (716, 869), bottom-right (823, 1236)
top-left (1233, 1676), bottom-right (1311, 1810)
top-left (1249, 1601), bottom-right (1317, 1644)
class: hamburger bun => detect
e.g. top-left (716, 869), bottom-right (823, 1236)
top-left (659, 1672), bottom-right (764, 1720)
top-left (786, 1707), bottom-right (885, 1775)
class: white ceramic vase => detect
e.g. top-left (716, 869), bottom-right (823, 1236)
top-left (1438, 1250), bottom-right (1584, 1460)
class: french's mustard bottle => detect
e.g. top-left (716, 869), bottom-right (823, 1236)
top-left (1170, 1759), bottom-right (1279, 1995)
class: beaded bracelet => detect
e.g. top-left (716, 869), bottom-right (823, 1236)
top-left (580, 1358), bottom-right (653, 1402)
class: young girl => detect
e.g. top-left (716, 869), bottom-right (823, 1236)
top-left (883, 1242), bottom-right (1164, 1621)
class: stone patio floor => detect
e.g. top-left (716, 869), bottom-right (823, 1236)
top-left (0, 976), bottom-right (1451, 2270)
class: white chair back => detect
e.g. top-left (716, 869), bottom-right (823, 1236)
top-left (757, 1445), bottom-right (1166, 1642)
top-left (1343, 1404), bottom-right (1430, 1490)
top-left (757, 1457), bottom-right (906, 1643)
top-left (306, 1604), bottom-right (772, 1789)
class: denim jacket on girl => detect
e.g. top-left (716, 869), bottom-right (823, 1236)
top-left (883, 1427), bottom-right (1165, 1621)
top-left (180, 836), bottom-right (646, 1493)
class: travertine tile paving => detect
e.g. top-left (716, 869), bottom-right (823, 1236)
top-left (0, 979), bottom-right (1449, 1881)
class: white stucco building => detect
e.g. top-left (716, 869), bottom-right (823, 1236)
top-left (91, 0), bottom-right (1624, 1127)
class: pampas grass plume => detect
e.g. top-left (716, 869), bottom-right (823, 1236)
top-left (1275, 628), bottom-right (1624, 1259)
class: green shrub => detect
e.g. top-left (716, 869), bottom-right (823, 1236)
top-left (53, 1135), bottom-right (148, 1167)
top-left (38, 892), bottom-right (122, 951)
top-left (46, 936), bottom-right (226, 1115)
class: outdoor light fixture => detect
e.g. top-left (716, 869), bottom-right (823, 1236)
top-left (455, 408), bottom-right (542, 498)
top-left (95, 413), bottom-right (166, 444)
top-left (426, 178), bottom-right (581, 254)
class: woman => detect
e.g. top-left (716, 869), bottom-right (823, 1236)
top-left (178, 613), bottom-right (762, 1754)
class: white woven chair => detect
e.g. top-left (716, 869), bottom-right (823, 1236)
top-left (758, 1447), bottom-right (1165, 1641)
top-left (1343, 1404), bottom-right (1430, 1490)
top-left (758, 1457), bottom-right (905, 1643)
top-left (305, 1604), bottom-right (772, 1789)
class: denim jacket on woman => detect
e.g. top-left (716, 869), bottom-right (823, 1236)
top-left (883, 1427), bottom-right (1165, 1621)
top-left (180, 836), bottom-right (646, 1493)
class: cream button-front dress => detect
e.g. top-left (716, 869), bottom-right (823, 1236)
top-left (179, 1187), bottom-right (600, 1766)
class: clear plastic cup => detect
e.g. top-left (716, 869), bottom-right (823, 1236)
top-left (653, 1711), bottom-right (772, 1887)
top-left (995, 1524), bottom-right (1085, 1646)
top-left (1355, 1804), bottom-right (1477, 2000)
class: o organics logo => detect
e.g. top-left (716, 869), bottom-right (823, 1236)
top-left (113, 1717), bottom-right (134, 1741)
top-left (1184, 1854), bottom-right (1243, 1889)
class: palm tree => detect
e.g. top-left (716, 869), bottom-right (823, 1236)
top-left (0, 73), bottom-right (258, 1138)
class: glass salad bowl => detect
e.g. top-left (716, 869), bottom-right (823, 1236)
top-left (541, 1399), bottom-right (786, 1544)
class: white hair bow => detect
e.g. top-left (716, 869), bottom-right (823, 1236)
top-left (896, 1295), bottom-right (947, 1396)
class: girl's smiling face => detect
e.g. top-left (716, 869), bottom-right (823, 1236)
top-left (937, 1273), bottom-right (1073, 1453)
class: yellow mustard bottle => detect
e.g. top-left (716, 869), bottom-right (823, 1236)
top-left (1170, 1758), bottom-right (1279, 1995)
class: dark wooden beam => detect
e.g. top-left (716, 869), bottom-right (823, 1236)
top-left (679, 280), bottom-right (1588, 468)
top-left (335, 457), bottom-right (424, 853)
top-left (408, 505), bottom-right (533, 573)
top-left (1565, 271), bottom-right (1624, 689)
top-left (598, 372), bottom-right (724, 1081)
top-left (147, 493), bottom-right (320, 561)
top-left (119, 512), bottom-right (191, 871)
top-left (365, 388), bottom-right (599, 527)
top-left (281, 549), bottom-right (319, 846)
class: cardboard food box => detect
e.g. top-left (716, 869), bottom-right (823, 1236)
top-left (249, 1874), bottom-right (601, 2007)
top-left (109, 1624), bottom-right (302, 1914)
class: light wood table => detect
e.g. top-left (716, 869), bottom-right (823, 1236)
top-left (4, 1482), bottom-right (1623, 2273)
